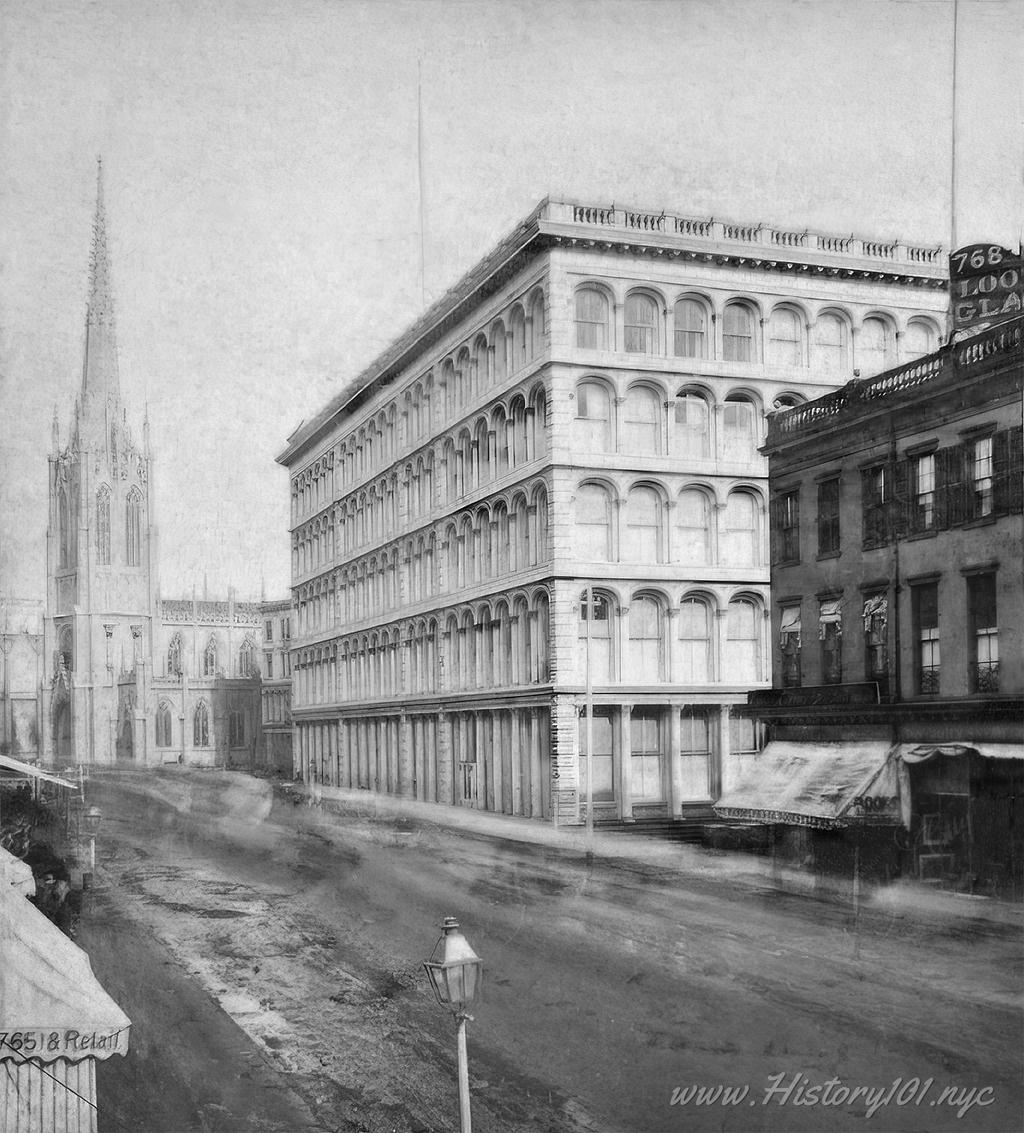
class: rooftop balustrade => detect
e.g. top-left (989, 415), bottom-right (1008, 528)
top-left (766, 317), bottom-right (1022, 445)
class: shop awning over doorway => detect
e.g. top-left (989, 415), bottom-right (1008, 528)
top-left (0, 884), bottom-right (130, 1064)
top-left (714, 741), bottom-right (899, 828)
top-left (0, 754), bottom-right (80, 791)
top-left (898, 743), bottom-right (1024, 764)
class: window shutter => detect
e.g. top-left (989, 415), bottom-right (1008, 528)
top-left (769, 495), bottom-right (782, 563)
top-left (993, 426), bottom-right (1023, 515)
top-left (935, 446), bottom-right (953, 530)
top-left (949, 443), bottom-right (969, 526)
top-left (893, 459), bottom-right (910, 539)
top-left (860, 467), bottom-right (873, 544)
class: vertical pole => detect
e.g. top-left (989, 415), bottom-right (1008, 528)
top-left (852, 843), bottom-right (861, 959)
top-left (585, 584), bottom-right (594, 845)
top-left (456, 1013), bottom-right (472, 1133)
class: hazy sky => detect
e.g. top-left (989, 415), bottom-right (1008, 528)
top-left (1, 0), bottom-right (1021, 602)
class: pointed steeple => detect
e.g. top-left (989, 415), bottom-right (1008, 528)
top-left (79, 156), bottom-right (121, 449)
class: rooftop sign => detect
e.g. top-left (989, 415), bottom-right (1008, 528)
top-left (950, 243), bottom-right (1023, 333)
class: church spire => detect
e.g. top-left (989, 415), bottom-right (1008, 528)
top-left (79, 156), bottom-right (121, 448)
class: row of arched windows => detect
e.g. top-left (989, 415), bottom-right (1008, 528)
top-left (155, 700), bottom-right (245, 748)
top-left (575, 480), bottom-right (764, 567)
top-left (292, 386), bottom-right (548, 578)
top-left (293, 589), bottom-right (552, 704)
top-left (574, 377), bottom-right (769, 462)
top-left (578, 589), bottom-right (767, 685)
top-left (56, 484), bottom-right (142, 569)
top-left (292, 289), bottom-right (548, 521)
top-left (295, 482), bottom-right (550, 634)
top-left (574, 284), bottom-right (940, 374)
top-left (163, 632), bottom-right (257, 680)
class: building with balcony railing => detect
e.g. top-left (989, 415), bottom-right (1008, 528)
top-left (720, 317), bottom-right (1023, 893)
top-left (278, 196), bottom-right (947, 826)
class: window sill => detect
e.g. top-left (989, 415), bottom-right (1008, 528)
top-left (963, 514), bottom-right (997, 530)
top-left (815, 551), bottom-right (840, 561)
top-left (904, 529), bottom-right (938, 542)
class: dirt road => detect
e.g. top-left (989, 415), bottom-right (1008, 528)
top-left (79, 769), bottom-right (1022, 1133)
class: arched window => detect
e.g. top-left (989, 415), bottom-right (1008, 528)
top-left (58, 486), bottom-right (71, 569)
top-left (676, 489), bottom-right (711, 565)
top-left (574, 381), bottom-right (612, 451)
top-left (155, 703), bottom-right (173, 748)
top-left (126, 488), bottom-right (142, 567)
top-left (629, 595), bottom-right (664, 681)
top-left (203, 636), bottom-right (217, 677)
top-left (673, 391), bottom-right (710, 458)
top-left (576, 483), bottom-right (613, 561)
top-left (96, 486), bottom-right (111, 565)
top-left (722, 396), bottom-right (758, 462)
top-left (625, 486), bottom-right (661, 563)
top-left (509, 306), bottom-right (526, 372)
top-left (529, 292), bottom-right (545, 356)
top-left (766, 308), bottom-right (802, 367)
top-left (859, 316), bottom-right (894, 375)
top-left (674, 298), bottom-right (707, 358)
top-left (622, 386), bottom-right (661, 453)
top-left (534, 486), bottom-right (549, 563)
top-left (811, 312), bottom-right (848, 374)
top-left (491, 321), bottom-right (507, 383)
top-left (167, 633), bottom-right (182, 678)
top-left (679, 598), bottom-right (712, 682)
top-left (725, 598), bottom-right (761, 683)
top-left (721, 492), bottom-right (759, 565)
top-left (494, 503), bottom-right (510, 574)
top-left (193, 702), bottom-right (210, 747)
top-left (624, 293), bottom-right (658, 354)
top-left (531, 386), bottom-right (548, 459)
top-left (903, 320), bottom-right (937, 361)
top-left (575, 287), bottom-right (610, 350)
top-left (723, 303), bottom-right (755, 362)
top-left (238, 636), bottom-right (255, 677)
top-left (578, 590), bottom-right (614, 681)
top-left (57, 624), bottom-right (73, 672)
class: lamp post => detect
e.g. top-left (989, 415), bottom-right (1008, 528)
top-left (82, 805), bottom-right (101, 890)
top-left (423, 916), bottom-right (483, 1133)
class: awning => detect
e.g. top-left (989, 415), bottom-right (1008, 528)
top-left (0, 754), bottom-right (80, 790)
top-left (714, 741), bottom-right (900, 828)
top-left (0, 885), bottom-right (130, 1064)
top-left (862, 594), bottom-right (887, 631)
top-left (899, 743), bottom-right (1024, 764)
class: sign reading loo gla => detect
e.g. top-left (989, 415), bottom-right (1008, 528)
top-left (949, 243), bottom-right (1023, 333)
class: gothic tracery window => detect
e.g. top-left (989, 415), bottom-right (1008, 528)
top-left (96, 485), bottom-right (111, 565)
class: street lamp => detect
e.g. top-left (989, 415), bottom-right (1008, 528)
top-left (82, 805), bottom-right (102, 890)
top-left (423, 916), bottom-right (483, 1133)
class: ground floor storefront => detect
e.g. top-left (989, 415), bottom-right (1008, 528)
top-left (293, 694), bottom-right (755, 824)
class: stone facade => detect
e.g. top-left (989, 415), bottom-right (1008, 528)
top-left (278, 197), bottom-right (947, 824)
top-left (40, 165), bottom-right (263, 769)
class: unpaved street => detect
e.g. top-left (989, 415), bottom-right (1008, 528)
top-left (80, 769), bottom-right (1022, 1133)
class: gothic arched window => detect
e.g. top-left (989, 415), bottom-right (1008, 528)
top-left (96, 485), bottom-right (111, 565)
top-left (58, 486), bottom-right (72, 569)
top-left (126, 488), bottom-right (142, 567)
top-left (155, 703), bottom-right (173, 748)
top-left (238, 636), bottom-right (256, 677)
top-left (203, 636), bottom-right (217, 677)
top-left (193, 702), bottom-right (210, 747)
top-left (167, 633), bottom-right (183, 678)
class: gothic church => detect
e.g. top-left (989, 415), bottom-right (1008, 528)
top-left (43, 164), bottom-right (264, 768)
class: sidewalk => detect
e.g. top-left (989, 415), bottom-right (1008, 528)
top-left (294, 779), bottom-right (1024, 933)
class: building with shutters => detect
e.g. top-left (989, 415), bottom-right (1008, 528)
top-left (278, 197), bottom-right (947, 825)
top-left (720, 316), bottom-right (1023, 892)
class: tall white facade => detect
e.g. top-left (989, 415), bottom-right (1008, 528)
top-left (279, 199), bottom-right (946, 823)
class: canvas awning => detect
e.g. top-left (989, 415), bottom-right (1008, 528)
top-left (898, 743), bottom-right (1024, 764)
top-left (0, 754), bottom-right (80, 790)
top-left (714, 741), bottom-right (900, 828)
top-left (779, 606), bottom-right (801, 644)
top-left (0, 886), bottom-right (130, 1064)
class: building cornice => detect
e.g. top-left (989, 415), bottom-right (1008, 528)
top-left (278, 198), bottom-right (948, 469)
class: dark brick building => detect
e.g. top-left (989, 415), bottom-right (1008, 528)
top-left (717, 317), bottom-right (1023, 895)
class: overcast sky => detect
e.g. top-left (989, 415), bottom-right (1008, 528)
top-left (1, 0), bottom-right (1021, 603)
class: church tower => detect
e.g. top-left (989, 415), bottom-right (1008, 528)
top-left (43, 161), bottom-right (159, 765)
